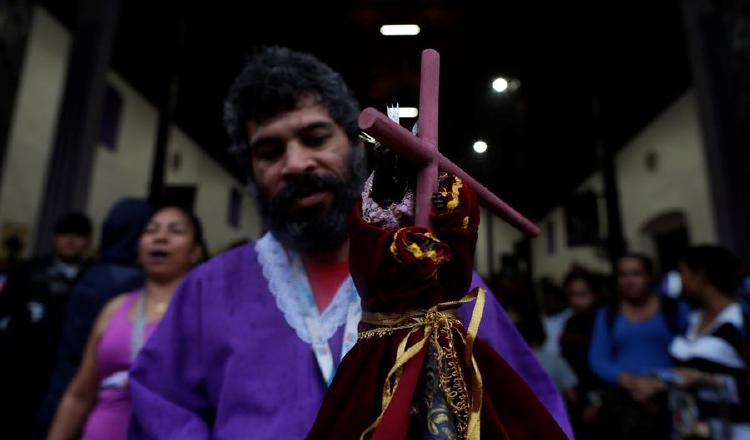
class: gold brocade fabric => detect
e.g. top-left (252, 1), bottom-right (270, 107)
top-left (357, 288), bottom-right (487, 440)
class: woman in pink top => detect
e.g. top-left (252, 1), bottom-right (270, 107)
top-left (47, 205), bottom-right (204, 440)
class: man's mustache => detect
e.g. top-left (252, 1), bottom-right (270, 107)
top-left (270, 172), bottom-right (344, 212)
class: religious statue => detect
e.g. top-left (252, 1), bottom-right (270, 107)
top-left (306, 50), bottom-right (568, 440)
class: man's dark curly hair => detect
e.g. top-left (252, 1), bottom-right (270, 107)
top-left (223, 46), bottom-right (360, 159)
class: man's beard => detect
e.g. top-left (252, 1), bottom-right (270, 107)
top-left (255, 148), bottom-right (367, 253)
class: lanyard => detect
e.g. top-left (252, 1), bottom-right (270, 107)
top-left (305, 290), bottom-right (359, 386)
top-left (102, 291), bottom-right (147, 389)
top-left (131, 291), bottom-right (146, 362)
top-left (290, 257), bottom-right (360, 387)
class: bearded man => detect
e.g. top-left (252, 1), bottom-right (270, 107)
top-left (128, 46), bottom-right (572, 439)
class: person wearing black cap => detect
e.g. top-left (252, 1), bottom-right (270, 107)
top-left (0, 211), bottom-right (93, 439)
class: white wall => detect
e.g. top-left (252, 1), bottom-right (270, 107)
top-left (616, 92), bottom-right (716, 253)
top-left (474, 207), bottom-right (523, 278)
top-left (0, 8), bottom-right (70, 257)
top-left (86, 74), bottom-right (158, 241)
top-left (165, 128), bottom-right (262, 254)
top-left (530, 91), bottom-right (717, 283)
top-left (0, 6), bottom-right (261, 258)
top-left (531, 175), bottom-right (611, 282)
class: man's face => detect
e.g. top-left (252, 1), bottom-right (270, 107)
top-left (617, 257), bottom-right (652, 301)
top-left (247, 100), bottom-right (363, 251)
top-left (54, 233), bottom-right (91, 262)
top-left (566, 279), bottom-right (597, 314)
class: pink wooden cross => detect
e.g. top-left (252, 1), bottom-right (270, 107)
top-left (358, 49), bottom-right (540, 237)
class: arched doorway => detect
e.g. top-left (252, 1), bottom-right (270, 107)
top-left (640, 210), bottom-right (690, 272)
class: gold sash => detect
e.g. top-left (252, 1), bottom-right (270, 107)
top-left (357, 287), bottom-right (486, 440)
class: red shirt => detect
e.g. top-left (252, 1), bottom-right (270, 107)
top-left (303, 259), bottom-right (350, 312)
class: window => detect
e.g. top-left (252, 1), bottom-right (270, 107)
top-left (546, 220), bottom-right (556, 255)
top-left (99, 85), bottom-right (123, 151)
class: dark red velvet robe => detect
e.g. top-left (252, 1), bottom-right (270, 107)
top-left (307, 177), bottom-right (567, 440)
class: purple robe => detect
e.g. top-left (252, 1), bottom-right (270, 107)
top-left (128, 242), bottom-right (573, 439)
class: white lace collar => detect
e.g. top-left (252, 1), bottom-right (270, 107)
top-left (255, 233), bottom-right (360, 344)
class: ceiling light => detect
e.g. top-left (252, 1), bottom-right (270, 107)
top-left (398, 107), bottom-right (418, 118)
top-left (473, 140), bottom-right (488, 154)
top-left (380, 24), bottom-right (421, 36)
top-left (492, 77), bottom-right (509, 93)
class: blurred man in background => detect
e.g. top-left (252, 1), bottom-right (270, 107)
top-left (0, 212), bottom-right (93, 438)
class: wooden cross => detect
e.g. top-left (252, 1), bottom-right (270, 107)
top-left (359, 49), bottom-right (540, 237)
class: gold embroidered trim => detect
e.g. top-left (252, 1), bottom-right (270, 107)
top-left (439, 176), bottom-right (463, 213)
top-left (388, 229), bottom-right (450, 266)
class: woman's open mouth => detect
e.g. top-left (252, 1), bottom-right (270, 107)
top-left (147, 250), bottom-right (171, 264)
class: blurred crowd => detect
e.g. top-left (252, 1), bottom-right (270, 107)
top-left (1, 195), bottom-right (748, 440)
top-left (0, 198), bottom-right (206, 439)
top-left (506, 249), bottom-right (750, 439)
